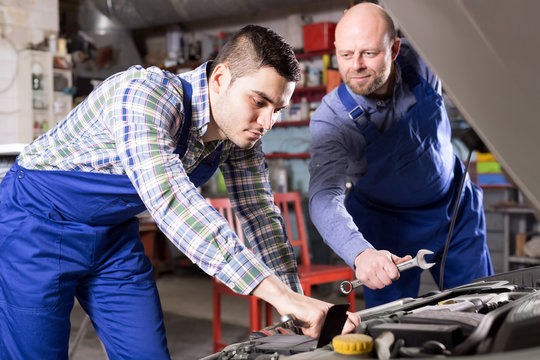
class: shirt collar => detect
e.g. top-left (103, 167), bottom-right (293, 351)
top-left (178, 62), bottom-right (212, 135)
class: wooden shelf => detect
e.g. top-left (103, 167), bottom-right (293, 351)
top-left (266, 152), bottom-right (310, 159)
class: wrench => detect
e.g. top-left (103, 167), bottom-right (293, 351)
top-left (340, 249), bottom-right (435, 294)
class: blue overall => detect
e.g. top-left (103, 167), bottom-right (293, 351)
top-left (340, 58), bottom-right (493, 308)
top-left (0, 79), bottom-right (222, 359)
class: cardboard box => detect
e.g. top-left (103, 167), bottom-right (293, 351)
top-left (515, 233), bottom-right (527, 256)
top-left (302, 22), bottom-right (337, 53)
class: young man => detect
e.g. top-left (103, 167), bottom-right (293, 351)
top-left (0, 25), bottom-right (356, 359)
top-left (309, 3), bottom-right (493, 308)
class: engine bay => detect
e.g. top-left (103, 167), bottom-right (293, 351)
top-left (206, 266), bottom-right (540, 360)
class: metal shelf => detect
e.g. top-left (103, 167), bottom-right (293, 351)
top-left (294, 85), bottom-right (326, 93)
top-left (266, 153), bottom-right (310, 159)
top-left (492, 206), bottom-right (535, 214)
top-left (492, 205), bottom-right (539, 272)
top-left (273, 120), bottom-right (310, 127)
top-left (295, 50), bottom-right (333, 60)
top-left (508, 256), bottom-right (540, 265)
top-left (291, 85), bottom-right (327, 103)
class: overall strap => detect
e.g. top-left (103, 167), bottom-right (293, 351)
top-left (396, 55), bottom-right (421, 91)
top-left (337, 82), bottom-right (365, 120)
top-left (173, 76), bottom-right (223, 187)
top-left (175, 77), bottom-right (193, 157)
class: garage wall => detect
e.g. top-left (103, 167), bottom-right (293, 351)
top-left (0, 0), bottom-right (58, 144)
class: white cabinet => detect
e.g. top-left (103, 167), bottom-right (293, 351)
top-left (18, 50), bottom-right (53, 142)
top-left (17, 50), bottom-right (73, 142)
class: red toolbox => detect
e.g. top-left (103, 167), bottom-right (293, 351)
top-left (302, 22), bottom-right (337, 53)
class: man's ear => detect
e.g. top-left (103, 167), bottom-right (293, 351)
top-left (391, 37), bottom-right (401, 61)
top-left (209, 63), bottom-right (231, 94)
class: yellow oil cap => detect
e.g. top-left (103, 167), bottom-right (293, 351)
top-left (332, 333), bottom-right (373, 355)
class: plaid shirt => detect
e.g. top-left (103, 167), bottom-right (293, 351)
top-left (18, 63), bottom-right (301, 295)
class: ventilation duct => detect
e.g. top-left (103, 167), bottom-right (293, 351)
top-left (84, 0), bottom-right (324, 30)
top-left (76, 0), bottom-right (143, 79)
top-left (75, 0), bottom-right (347, 81)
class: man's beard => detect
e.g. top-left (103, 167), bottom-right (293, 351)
top-left (345, 70), bottom-right (387, 96)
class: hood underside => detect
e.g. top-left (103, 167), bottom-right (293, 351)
top-left (381, 0), bottom-right (540, 214)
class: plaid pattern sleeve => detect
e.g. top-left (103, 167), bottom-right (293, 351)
top-left (18, 64), bottom-right (274, 295)
top-left (219, 142), bottom-right (303, 294)
top-left (108, 67), bottom-right (276, 295)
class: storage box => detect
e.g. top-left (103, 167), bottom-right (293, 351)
top-left (302, 22), bottom-right (337, 53)
top-left (326, 68), bottom-right (342, 93)
top-left (475, 151), bottom-right (511, 186)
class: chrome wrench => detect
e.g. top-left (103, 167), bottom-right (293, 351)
top-left (340, 249), bottom-right (435, 294)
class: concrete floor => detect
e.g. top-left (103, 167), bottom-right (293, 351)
top-left (68, 265), bottom-right (367, 359)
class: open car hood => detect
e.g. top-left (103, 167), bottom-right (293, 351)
top-left (381, 0), bottom-right (540, 215)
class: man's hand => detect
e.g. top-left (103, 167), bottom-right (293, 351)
top-left (353, 249), bottom-right (412, 290)
top-left (252, 275), bottom-right (359, 338)
top-left (343, 311), bottom-right (361, 334)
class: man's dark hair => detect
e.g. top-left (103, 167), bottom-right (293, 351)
top-left (208, 25), bottom-right (300, 83)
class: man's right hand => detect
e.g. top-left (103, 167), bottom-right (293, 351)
top-left (252, 275), bottom-right (360, 338)
top-left (353, 249), bottom-right (412, 290)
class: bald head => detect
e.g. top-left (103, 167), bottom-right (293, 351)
top-left (336, 2), bottom-right (396, 47)
top-left (333, 2), bottom-right (401, 98)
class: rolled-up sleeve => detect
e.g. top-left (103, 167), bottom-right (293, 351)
top-left (220, 141), bottom-right (302, 293)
